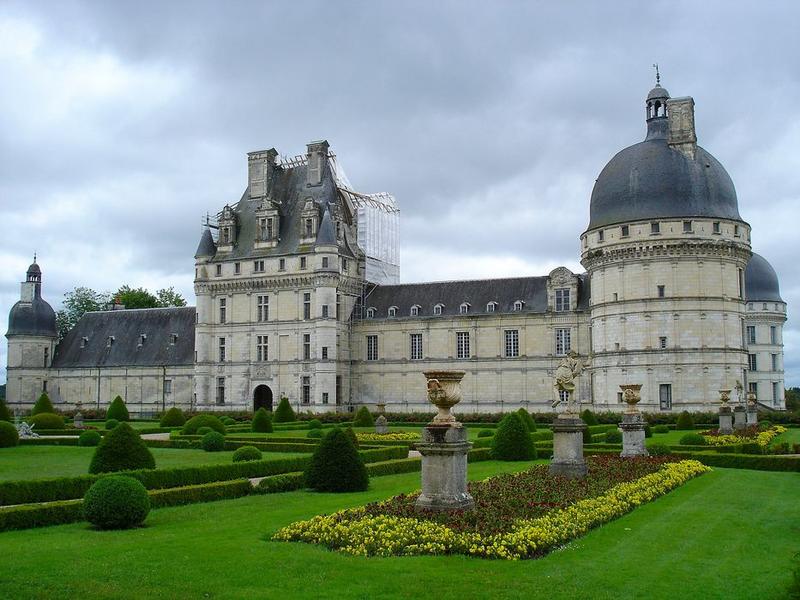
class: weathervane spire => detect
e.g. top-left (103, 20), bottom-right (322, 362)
top-left (33, 251), bottom-right (37, 263)
top-left (652, 63), bottom-right (661, 86)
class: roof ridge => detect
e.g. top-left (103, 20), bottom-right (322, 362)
top-left (376, 275), bottom-right (550, 287)
top-left (90, 306), bottom-right (196, 314)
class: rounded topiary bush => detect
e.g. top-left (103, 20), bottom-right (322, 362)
top-left (31, 392), bottom-right (54, 416)
top-left (679, 433), bottom-right (707, 446)
top-left (759, 420), bottom-right (772, 430)
top-left (582, 427), bottom-right (594, 444)
top-left (653, 424), bottom-right (670, 434)
top-left (201, 431), bottom-right (225, 452)
top-left (305, 427), bottom-right (369, 492)
top-left (273, 397), bottom-right (296, 423)
top-left (84, 475), bottom-right (150, 530)
top-left (197, 426), bottom-right (213, 436)
top-left (252, 408), bottom-right (273, 433)
top-left (89, 422), bottom-right (156, 474)
top-left (644, 425), bottom-right (653, 438)
top-left (0, 421), bottom-right (19, 447)
top-left (0, 399), bottom-right (12, 422)
top-left (648, 444), bottom-right (673, 456)
top-left (477, 429), bottom-right (494, 438)
top-left (106, 396), bottom-right (130, 422)
top-left (344, 426), bottom-right (359, 449)
top-left (105, 419), bottom-right (119, 430)
top-left (78, 430), bottom-right (102, 447)
top-left (221, 416), bottom-right (236, 426)
top-left (308, 419), bottom-right (323, 430)
top-left (491, 413), bottom-right (536, 461)
top-left (307, 429), bottom-right (323, 439)
top-left (580, 409), bottom-right (599, 426)
top-left (29, 412), bottom-right (65, 430)
top-left (353, 406), bottom-right (374, 428)
top-left (516, 408), bottom-right (536, 432)
top-left (605, 429), bottom-right (622, 443)
top-left (159, 407), bottom-right (186, 428)
top-left (232, 445), bottom-right (262, 462)
top-left (676, 411), bottom-right (694, 430)
top-left (182, 414), bottom-right (226, 435)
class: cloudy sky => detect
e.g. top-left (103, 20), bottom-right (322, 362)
top-left (1, 1), bottom-right (798, 386)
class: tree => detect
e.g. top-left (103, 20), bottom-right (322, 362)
top-left (114, 286), bottom-right (159, 309)
top-left (56, 287), bottom-right (112, 340)
top-left (785, 387), bottom-right (800, 412)
top-left (31, 392), bottom-right (54, 416)
top-left (155, 287), bottom-right (187, 307)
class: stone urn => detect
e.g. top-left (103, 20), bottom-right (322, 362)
top-left (619, 384), bottom-right (643, 414)
top-left (719, 389), bottom-right (731, 407)
top-left (376, 403), bottom-right (386, 415)
top-left (746, 392), bottom-right (757, 407)
top-left (423, 371), bottom-right (465, 425)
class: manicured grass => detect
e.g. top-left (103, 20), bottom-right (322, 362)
top-left (236, 426), bottom-right (492, 441)
top-left (0, 462), bottom-right (797, 599)
top-left (0, 446), bottom-right (306, 481)
top-left (646, 430), bottom-right (695, 446)
top-left (82, 420), bottom-right (167, 430)
top-left (772, 426), bottom-right (800, 447)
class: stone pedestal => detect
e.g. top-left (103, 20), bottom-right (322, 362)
top-left (374, 415), bottom-right (388, 434)
top-left (619, 413), bottom-right (648, 457)
top-left (718, 406), bottom-right (733, 434)
top-left (415, 425), bottom-right (474, 511)
top-left (746, 409), bottom-right (758, 427)
top-left (549, 415), bottom-right (587, 478)
top-left (733, 406), bottom-right (747, 431)
top-left (73, 412), bottom-right (84, 428)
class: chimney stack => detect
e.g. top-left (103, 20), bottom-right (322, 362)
top-left (247, 148), bottom-right (278, 200)
top-left (306, 140), bottom-right (329, 187)
top-left (666, 97), bottom-right (697, 160)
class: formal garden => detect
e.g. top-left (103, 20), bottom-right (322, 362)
top-left (0, 391), bottom-right (798, 598)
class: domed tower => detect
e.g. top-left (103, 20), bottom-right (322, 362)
top-left (743, 253), bottom-right (786, 408)
top-left (5, 259), bottom-right (58, 411)
top-left (580, 80), bottom-right (751, 412)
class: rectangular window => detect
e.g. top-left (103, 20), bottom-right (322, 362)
top-left (322, 346), bottom-right (328, 360)
top-left (43, 347), bottom-right (49, 368)
top-left (598, 230), bottom-right (604, 242)
top-left (651, 222), bottom-right (660, 234)
top-left (302, 376), bottom-right (310, 404)
top-left (748, 382), bottom-right (757, 396)
top-left (322, 304), bottom-right (329, 318)
top-left (219, 298), bottom-right (226, 324)
top-left (713, 221), bottom-right (721, 234)
top-left (366, 335), bottom-right (378, 361)
top-left (657, 285), bottom-right (665, 298)
top-left (620, 225), bottom-right (629, 237)
top-left (683, 220), bottom-right (692, 233)
top-left (256, 335), bottom-right (268, 362)
top-left (771, 353), bottom-right (778, 371)
top-left (617, 391), bottom-right (623, 403)
top-left (322, 256), bottom-right (329, 268)
top-left (257, 295), bottom-right (269, 322)
top-left (456, 332), bottom-right (470, 359)
top-left (342, 258), bottom-right (348, 272)
top-left (659, 384), bottom-right (672, 410)
top-left (218, 338), bottom-right (226, 362)
top-left (336, 295), bottom-right (341, 320)
top-left (555, 328), bottom-right (571, 355)
top-left (504, 330), bottom-right (519, 358)
top-left (279, 258), bottom-right (285, 271)
top-left (773, 382), bottom-right (780, 403)
top-left (303, 292), bottom-right (311, 320)
top-left (322, 392), bottom-right (329, 405)
top-left (164, 379), bottom-right (172, 394)
top-left (738, 269), bottom-right (744, 299)
top-left (216, 377), bottom-right (225, 405)
top-left (303, 334), bottom-right (311, 360)
top-left (770, 326), bottom-right (777, 345)
top-left (336, 375), bottom-right (342, 405)
top-left (253, 260), bottom-right (265, 273)
top-left (300, 256), bottom-right (307, 270)
top-left (734, 224), bottom-right (740, 237)
top-left (555, 288), bottom-right (570, 312)
top-left (267, 217), bottom-right (274, 240)
top-left (659, 336), bottom-right (667, 349)
top-left (215, 264), bottom-right (222, 277)
top-left (410, 333), bottom-right (423, 360)
top-left (746, 325), bottom-right (756, 344)
top-left (42, 380), bottom-right (47, 392)
top-left (305, 219), bottom-right (313, 238)
top-left (748, 353), bottom-right (757, 371)
top-left (234, 262), bottom-right (241, 275)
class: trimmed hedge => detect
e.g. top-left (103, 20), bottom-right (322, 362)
top-left (28, 413), bottom-right (65, 430)
top-left (0, 399), bottom-right (12, 422)
top-left (516, 408), bottom-right (536, 432)
top-left (0, 421), bottom-right (19, 447)
top-left (683, 452), bottom-right (800, 472)
top-left (78, 430), bottom-right (102, 447)
top-left (353, 407), bottom-right (375, 428)
top-left (106, 396), bottom-right (130, 422)
top-left (306, 429), bottom-right (323, 439)
top-left (648, 444), bottom-right (673, 456)
top-left (232, 445), bottom-right (262, 463)
top-left (201, 431), bottom-right (225, 452)
top-left (680, 433), bottom-right (707, 446)
top-left (605, 429), bottom-right (622, 443)
top-left (31, 393), bottom-right (54, 416)
top-left (160, 407), bottom-right (186, 427)
top-left (652, 424), bottom-right (670, 434)
top-left (308, 419), bottom-right (323, 430)
top-left (182, 414), bottom-right (226, 435)
top-left (105, 419), bottom-right (120, 430)
top-left (197, 427), bottom-right (213, 436)
top-left (580, 409), bottom-right (599, 426)
top-left (491, 413), bottom-right (536, 461)
top-left (252, 408), bottom-right (273, 433)
top-left (84, 476), bottom-right (150, 530)
top-left (89, 423), bottom-right (156, 474)
top-left (148, 479), bottom-right (252, 508)
top-left (305, 428), bottom-right (369, 492)
top-left (477, 430), bottom-right (494, 438)
top-left (254, 472), bottom-right (305, 494)
top-left (273, 397), bottom-right (296, 423)
top-left (676, 411), bottom-right (695, 430)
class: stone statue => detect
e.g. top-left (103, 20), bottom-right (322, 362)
top-left (552, 350), bottom-right (590, 414)
top-left (733, 380), bottom-right (744, 405)
top-left (17, 422), bottom-right (39, 439)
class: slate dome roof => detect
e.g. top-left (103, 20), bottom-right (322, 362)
top-left (745, 252), bottom-right (782, 302)
top-left (7, 296), bottom-right (57, 337)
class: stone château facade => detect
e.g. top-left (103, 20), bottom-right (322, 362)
top-left (5, 82), bottom-right (788, 415)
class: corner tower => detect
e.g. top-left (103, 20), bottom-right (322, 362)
top-left (580, 80), bottom-right (751, 412)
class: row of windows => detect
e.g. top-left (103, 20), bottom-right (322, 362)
top-left (212, 257), bottom-right (349, 277)
top-left (214, 294), bottom-right (341, 323)
top-left (80, 333), bottom-right (180, 350)
top-left (217, 335), bottom-right (331, 363)
top-left (748, 353), bottom-right (781, 372)
top-left (745, 325), bottom-right (779, 345)
top-left (595, 220), bottom-right (742, 243)
top-left (747, 302), bottom-right (785, 313)
top-left (216, 375), bottom-right (342, 406)
top-left (364, 329), bottom-right (572, 361)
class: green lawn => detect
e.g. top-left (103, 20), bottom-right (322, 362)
top-left (82, 420), bottom-right (168, 430)
top-left (773, 427), bottom-right (800, 447)
top-left (0, 446), bottom-right (306, 481)
top-left (240, 425), bottom-right (496, 441)
top-left (0, 462), bottom-right (797, 599)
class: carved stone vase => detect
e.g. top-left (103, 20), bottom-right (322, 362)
top-left (620, 384), bottom-right (643, 414)
top-left (423, 370), bottom-right (466, 425)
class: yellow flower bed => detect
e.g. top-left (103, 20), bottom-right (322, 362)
top-left (273, 460), bottom-right (710, 560)
top-left (702, 425), bottom-right (786, 448)
top-left (356, 432), bottom-right (420, 442)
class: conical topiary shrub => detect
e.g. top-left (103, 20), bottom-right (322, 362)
top-left (106, 396), bottom-right (130, 422)
top-left (273, 396), bottom-right (296, 423)
top-left (89, 422), bottom-right (155, 474)
top-left (0, 398), bottom-right (12, 422)
top-left (516, 407), bottom-right (536, 432)
top-left (31, 392), bottom-right (54, 416)
top-left (159, 407), bottom-right (186, 427)
top-left (676, 411), bottom-right (694, 430)
top-left (580, 409), bottom-right (599, 426)
top-left (305, 427), bottom-right (369, 492)
top-left (353, 406), bottom-right (374, 427)
top-left (344, 426), bottom-right (359, 449)
top-left (252, 408), bottom-right (273, 433)
top-left (491, 413), bottom-right (536, 461)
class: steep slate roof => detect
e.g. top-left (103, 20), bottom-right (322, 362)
top-left (52, 307), bottom-right (195, 368)
top-left (361, 274), bottom-right (589, 319)
top-left (195, 228), bottom-right (217, 258)
top-left (745, 252), bottom-right (783, 302)
top-left (7, 296), bottom-right (57, 337)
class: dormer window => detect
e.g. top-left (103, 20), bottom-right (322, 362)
top-left (433, 303), bottom-right (444, 316)
top-left (138, 334), bottom-right (147, 347)
top-left (388, 306), bottom-right (398, 317)
top-left (366, 307), bottom-right (376, 319)
top-left (80, 336), bottom-right (89, 349)
top-left (486, 301), bottom-right (497, 313)
top-left (170, 333), bottom-right (178, 345)
top-left (410, 305), bottom-right (420, 316)
top-left (513, 300), bottom-right (524, 311)
top-left (555, 288), bottom-right (570, 312)
top-left (107, 336), bottom-right (115, 348)
top-left (459, 302), bottom-right (470, 314)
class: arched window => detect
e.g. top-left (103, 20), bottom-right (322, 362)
top-left (459, 302), bottom-right (470, 314)
top-left (486, 301), bottom-right (497, 313)
top-left (366, 307), bottom-right (376, 319)
top-left (433, 303), bottom-right (444, 316)
top-left (513, 300), bottom-right (524, 311)
top-left (388, 306), bottom-right (397, 317)
top-left (410, 305), bottom-right (420, 316)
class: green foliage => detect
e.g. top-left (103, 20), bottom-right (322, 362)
top-left (516, 408), bottom-right (536, 432)
top-left (491, 413), bottom-right (536, 461)
top-left (759, 420), bottom-right (772, 430)
top-left (105, 419), bottom-right (119, 430)
top-left (680, 433), bottom-right (706, 446)
top-left (89, 422), bottom-right (156, 474)
top-left (305, 428), bottom-right (369, 492)
top-left (221, 416), bottom-right (236, 426)
top-left (114, 285), bottom-right (159, 309)
top-left (55, 286), bottom-right (111, 341)
top-left (582, 427), bottom-right (593, 444)
top-left (785, 387), bottom-right (800, 412)
top-left (148, 479), bottom-right (251, 509)
top-left (653, 425), bottom-right (670, 434)
top-left (254, 472), bottom-right (306, 494)
top-left (31, 392), bottom-right (54, 416)
top-left (0, 398), bottom-right (12, 422)
top-left (740, 442), bottom-right (763, 455)
top-left (273, 397), bottom-right (296, 423)
top-left (201, 431), bottom-right (225, 452)
top-left (353, 406), bottom-right (375, 428)
top-left (344, 426), bottom-right (359, 449)
top-left (580, 409), bottom-right (599, 426)
top-left (78, 431), bottom-right (102, 447)
top-left (29, 412), bottom-right (65, 430)
top-left (644, 425), bottom-right (652, 438)
top-left (252, 408), bottom-right (273, 433)
top-left (106, 396), bottom-right (130, 421)
top-left (648, 444), bottom-right (673, 456)
top-left (232, 446), bottom-right (262, 462)
top-left (154, 286), bottom-right (187, 308)
top-left (160, 407), bottom-right (186, 427)
top-left (0, 421), bottom-right (19, 447)
top-left (83, 476), bottom-right (150, 530)
top-left (307, 419), bottom-right (323, 430)
top-left (605, 429), bottom-right (622, 443)
top-left (182, 414), bottom-right (226, 435)
top-left (306, 429), bottom-right (323, 439)
top-left (197, 427), bottom-right (213, 436)
top-left (676, 411), bottom-right (694, 430)
top-left (477, 429), bottom-right (494, 438)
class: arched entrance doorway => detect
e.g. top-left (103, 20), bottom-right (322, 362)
top-left (253, 385), bottom-right (273, 412)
